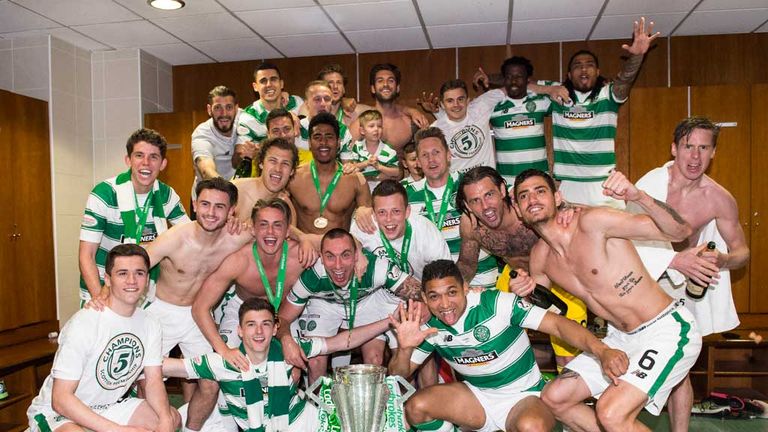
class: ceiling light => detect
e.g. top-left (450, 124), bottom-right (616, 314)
top-left (148, 0), bottom-right (185, 10)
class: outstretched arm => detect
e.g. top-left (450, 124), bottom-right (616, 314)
top-left (613, 17), bottom-right (660, 100)
top-left (456, 215), bottom-right (480, 283)
top-left (388, 301), bottom-right (436, 378)
top-left (324, 315), bottom-right (392, 353)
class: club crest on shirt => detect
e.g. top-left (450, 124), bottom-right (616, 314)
top-left (449, 125), bottom-right (485, 159)
top-left (473, 325), bottom-right (490, 342)
top-left (97, 333), bottom-right (145, 390)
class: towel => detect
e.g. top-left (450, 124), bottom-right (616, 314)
top-left (634, 161), bottom-right (738, 336)
top-left (114, 169), bottom-right (169, 242)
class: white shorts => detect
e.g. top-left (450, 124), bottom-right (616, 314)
top-left (565, 301), bottom-right (702, 415)
top-left (291, 289), bottom-right (402, 341)
top-left (558, 179), bottom-right (625, 209)
top-left (213, 284), bottom-right (238, 326)
top-left (29, 397), bottom-right (143, 432)
top-left (287, 402), bottom-right (319, 431)
top-left (218, 292), bottom-right (244, 348)
top-left (145, 298), bottom-right (212, 357)
top-left (465, 382), bottom-right (541, 432)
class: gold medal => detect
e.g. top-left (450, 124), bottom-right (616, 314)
top-left (314, 216), bottom-right (328, 229)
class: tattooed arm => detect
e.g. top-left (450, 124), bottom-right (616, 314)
top-left (393, 276), bottom-right (423, 301)
top-left (456, 214), bottom-right (481, 283)
top-left (613, 17), bottom-right (660, 101)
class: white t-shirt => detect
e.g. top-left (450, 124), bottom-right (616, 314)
top-left (191, 115), bottom-right (240, 198)
top-left (350, 213), bottom-right (451, 280)
top-left (432, 89), bottom-right (505, 175)
top-left (28, 307), bottom-right (163, 417)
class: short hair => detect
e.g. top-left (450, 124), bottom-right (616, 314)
top-left (238, 297), bottom-right (276, 324)
top-left (369, 63), bottom-right (401, 86)
top-left (251, 197), bottom-right (292, 226)
top-left (402, 141), bottom-right (417, 155)
top-left (126, 128), bottom-right (167, 158)
top-left (321, 228), bottom-right (356, 252)
top-left (305, 80), bottom-right (331, 100)
top-left (512, 169), bottom-right (557, 201)
top-left (358, 109), bottom-right (382, 126)
top-left (266, 108), bottom-right (294, 131)
top-left (456, 166), bottom-right (512, 216)
top-left (422, 260), bottom-right (464, 291)
top-left (105, 243), bottom-right (149, 276)
top-left (195, 177), bottom-right (238, 207)
top-left (568, 49), bottom-right (599, 70)
top-left (501, 56), bottom-right (534, 77)
top-left (564, 50), bottom-right (605, 102)
top-left (673, 116), bottom-right (720, 148)
top-left (254, 62), bottom-right (281, 80)
top-left (255, 137), bottom-right (299, 177)
top-left (317, 63), bottom-right (348, 85)
top-left (207, 85), bottom-right (237, 105)
top-left (308, 112), bottom-right (340, 140)
top-left (372, 180), bottom-right (408, 207)
top-left (439, 79), bottom-right (468, 99)
top-left (414, 127), bottom-right (448, 152)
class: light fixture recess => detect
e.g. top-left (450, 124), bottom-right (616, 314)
top-left (148, 0), bottom-right (185, 10)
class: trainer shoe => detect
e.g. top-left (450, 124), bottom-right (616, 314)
top-left (692, 398), bottom-right (731, 417)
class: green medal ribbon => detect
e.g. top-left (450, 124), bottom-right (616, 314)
top-left (423, 175), bottom-right (454, 230)
top-left (336, 106), bottom-right (345, 123)
top-left (378, 221), bottom-right (412, 272)
top-left (333, 277), bottom-right (359, 332)
top-left (252, 240), bottom-right (289, 311)
top-left (310, 161), bottom-right (343, 217)
top-left (132, 189), bottom-right (154, 243)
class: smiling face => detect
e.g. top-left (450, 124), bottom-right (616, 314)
top-left (125, 141), bottom-right (167, 194)
top-left (321, 236), bottom-right (357, 287)
top-left (503, 64), bottom-right (529, 99)
top-left (309, 123), bottom-right (339, 164)
top-left (373, 193), bottom-right (410, 241)
top-left (253, 69), bottom-right (283, 104)
top-left (463, 177), bottom-right (509, 229)
top-left (238, 309), bottom-right (277, 355)
top-left (105, 255), bottom-right (149, 310)
top-left (568, 53), bottom-right (600, 93)
top-left (253, 206), bottom-right (289, 256)
top-left (402, 150), bottom-right (422, 179)
top-left (671, 128), bottom-right (716, 181)
top-left (322, 71), bottom-right (346, 104)
top-left (208, 95), bottom-right (237, 135)
top-left (417, 137), bottom-right (450, 184)
top-left (441, 87), bottom-right (468, 122)
top-left (423, 276), bottom-right (467, 326)
top-left (193, 188), bottom-right (234, 232)
top-left (267, 115), bottom-right (296, 141)
top-left (372, 70), bottom-right (399, 103)
top-left (259, 146), bottom-right (295, 193)
top-left (513, 175), bottom-right (561, 226)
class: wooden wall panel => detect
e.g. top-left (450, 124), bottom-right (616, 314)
top-left (0, 91), bottom-right (18, 331)
top-left (750, 84), bottom-right (768, 313)
top-left (357, 48), bottom-right (455, 108)
top-left (562, 37), bottom-right (668, 88)
top-left (146, 111), bottom-right (199, 210)
top-left (671, 34), bottom-right (750, 87)
top-left (627, 86), bottom-right (688, 181)
top-left (457, 43), bottom-right (560, 92)
top-left (265, 54), bottom-right (357, 100)
top-left (173, 60), bottom-right (256, 113)
top-left (691, 85), bottom-right (751, 312)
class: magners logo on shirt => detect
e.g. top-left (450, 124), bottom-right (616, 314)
top-left (453, 349), bottom-right (498, 366)
top-left (504, 115), bottom-right (535, 129)
top-left (563, 107), bottom-right (594, 120)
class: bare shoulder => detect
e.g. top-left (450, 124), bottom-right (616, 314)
top-left (288, 165), bottom-right (311, 192)
top-left (702, 175), bottom-right (738, 208)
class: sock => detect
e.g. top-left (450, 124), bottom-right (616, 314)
top-left (413, 418), bottom-right (457, 432)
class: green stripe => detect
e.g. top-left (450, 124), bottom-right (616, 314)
top-left (497, 160), bottom-right (549, 177)
top-left (553, 175), bottom-right (608, 182)
top-left (34, 413), bottom-right (52, 432)
top-left (648, 311), bottom-right (691, 398)
top-left (552, 124), bottom-right (616, 140)
top-left (191, 355), bottom-right (215, 380)
top-left (553, 150), bottom-right (615, 166)
top-left (495, 136), bottom-right (546, 151)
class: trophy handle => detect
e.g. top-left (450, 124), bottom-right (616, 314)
top-left (390, 375), bottom-right (416, 405)
top-left (306, 377), bottom-right (334, 413)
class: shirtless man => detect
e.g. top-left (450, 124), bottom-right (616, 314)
top-left (508, 169), bottom-right (702, 432)
top-left (192, 198), bottom-right (307, 369)
top-left (634, 116), bottom-right (750, 431)
top-left (350, 63), bottom-right (429, 153)
top-left (288, 112), bottom-right (371, 234)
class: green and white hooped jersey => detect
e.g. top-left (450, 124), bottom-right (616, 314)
top-left (237, 95), bottom-right (303, 144)
top-left (297, 116), bottom-right (353, 157)
top-left (488, 90), bottom-right (552, 186)
top-left (551, 83), bottom-right (625, 182)
top-left (287, 250), bottom-right (407, 306)
top-left (404, 173), bottom-right (498, 288)
top-left (78, 177), bottom-right (189, 301)
top-left (432, 89), bottom-right (505, 176)
top-left (184, 337), bottom-right (324, 428)
top-left (347, 139), bottom-right (399, 189)
top-left (412, 290), bottom-right (546, 391)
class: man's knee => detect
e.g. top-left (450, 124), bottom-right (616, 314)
top-left (404, 391), bottom-right (432, 424)
top-left (514, 412), bottom-right (552, 432)
top-left (541, 381), bottom-right (577, 413)
top-left (595, 398), bottom-right (632, 430)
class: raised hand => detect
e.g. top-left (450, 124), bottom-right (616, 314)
top-left (621, 17), bottom-right (660, 56)
top-left (389, 300), bottom-right (437, 350)
top-left (417, 91), bottom-right (439, 114)
top-left (472, 67), bottom-right (490, 91)
top-left (601, 170), bottom-right (642, 202)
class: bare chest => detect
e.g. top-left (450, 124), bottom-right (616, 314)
top-left (382, 115), bottom-right (413, 151)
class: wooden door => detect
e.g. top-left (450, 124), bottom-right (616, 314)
top-left (0, 91), bottom-right (18, 331)
top-left (8, 91), bottom-right (56, 328)
top-left (627, 86), bottom-right (688, 181)
top-left (750, 84), bottom-right (768, 313)
top-left (145, 111), bottom-right (197, 211)
top-left (690, 85), bottom-right (752, 312)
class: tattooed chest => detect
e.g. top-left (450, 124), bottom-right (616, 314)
top-left (476, 226), bottom-right (539, 257)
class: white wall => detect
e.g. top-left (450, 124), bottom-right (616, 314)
top-left (0, 35), bottom-right (50, 101)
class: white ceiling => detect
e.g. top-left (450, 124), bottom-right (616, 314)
top-left (1, 0), bottom-right (767, 65)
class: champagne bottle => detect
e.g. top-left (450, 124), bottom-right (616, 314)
top-left (685, 241), bottom-right (718, 300)
top-left (509, 270), bottom-right (568, 316)
top-left (233, 157), bottom-right (252, 179)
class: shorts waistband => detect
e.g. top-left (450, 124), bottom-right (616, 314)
top-left (150, 297), bottom-right (192, 311)
top-left (626, 300), bottom-right (683, 335)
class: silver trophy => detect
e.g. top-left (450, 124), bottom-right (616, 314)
top-left (308, 364), bottom-right (415, 432)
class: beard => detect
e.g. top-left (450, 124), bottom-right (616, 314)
top-left (213, 116), bottom-right (234, 134)
top-left (374, 88), bottom-right (399, 104)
